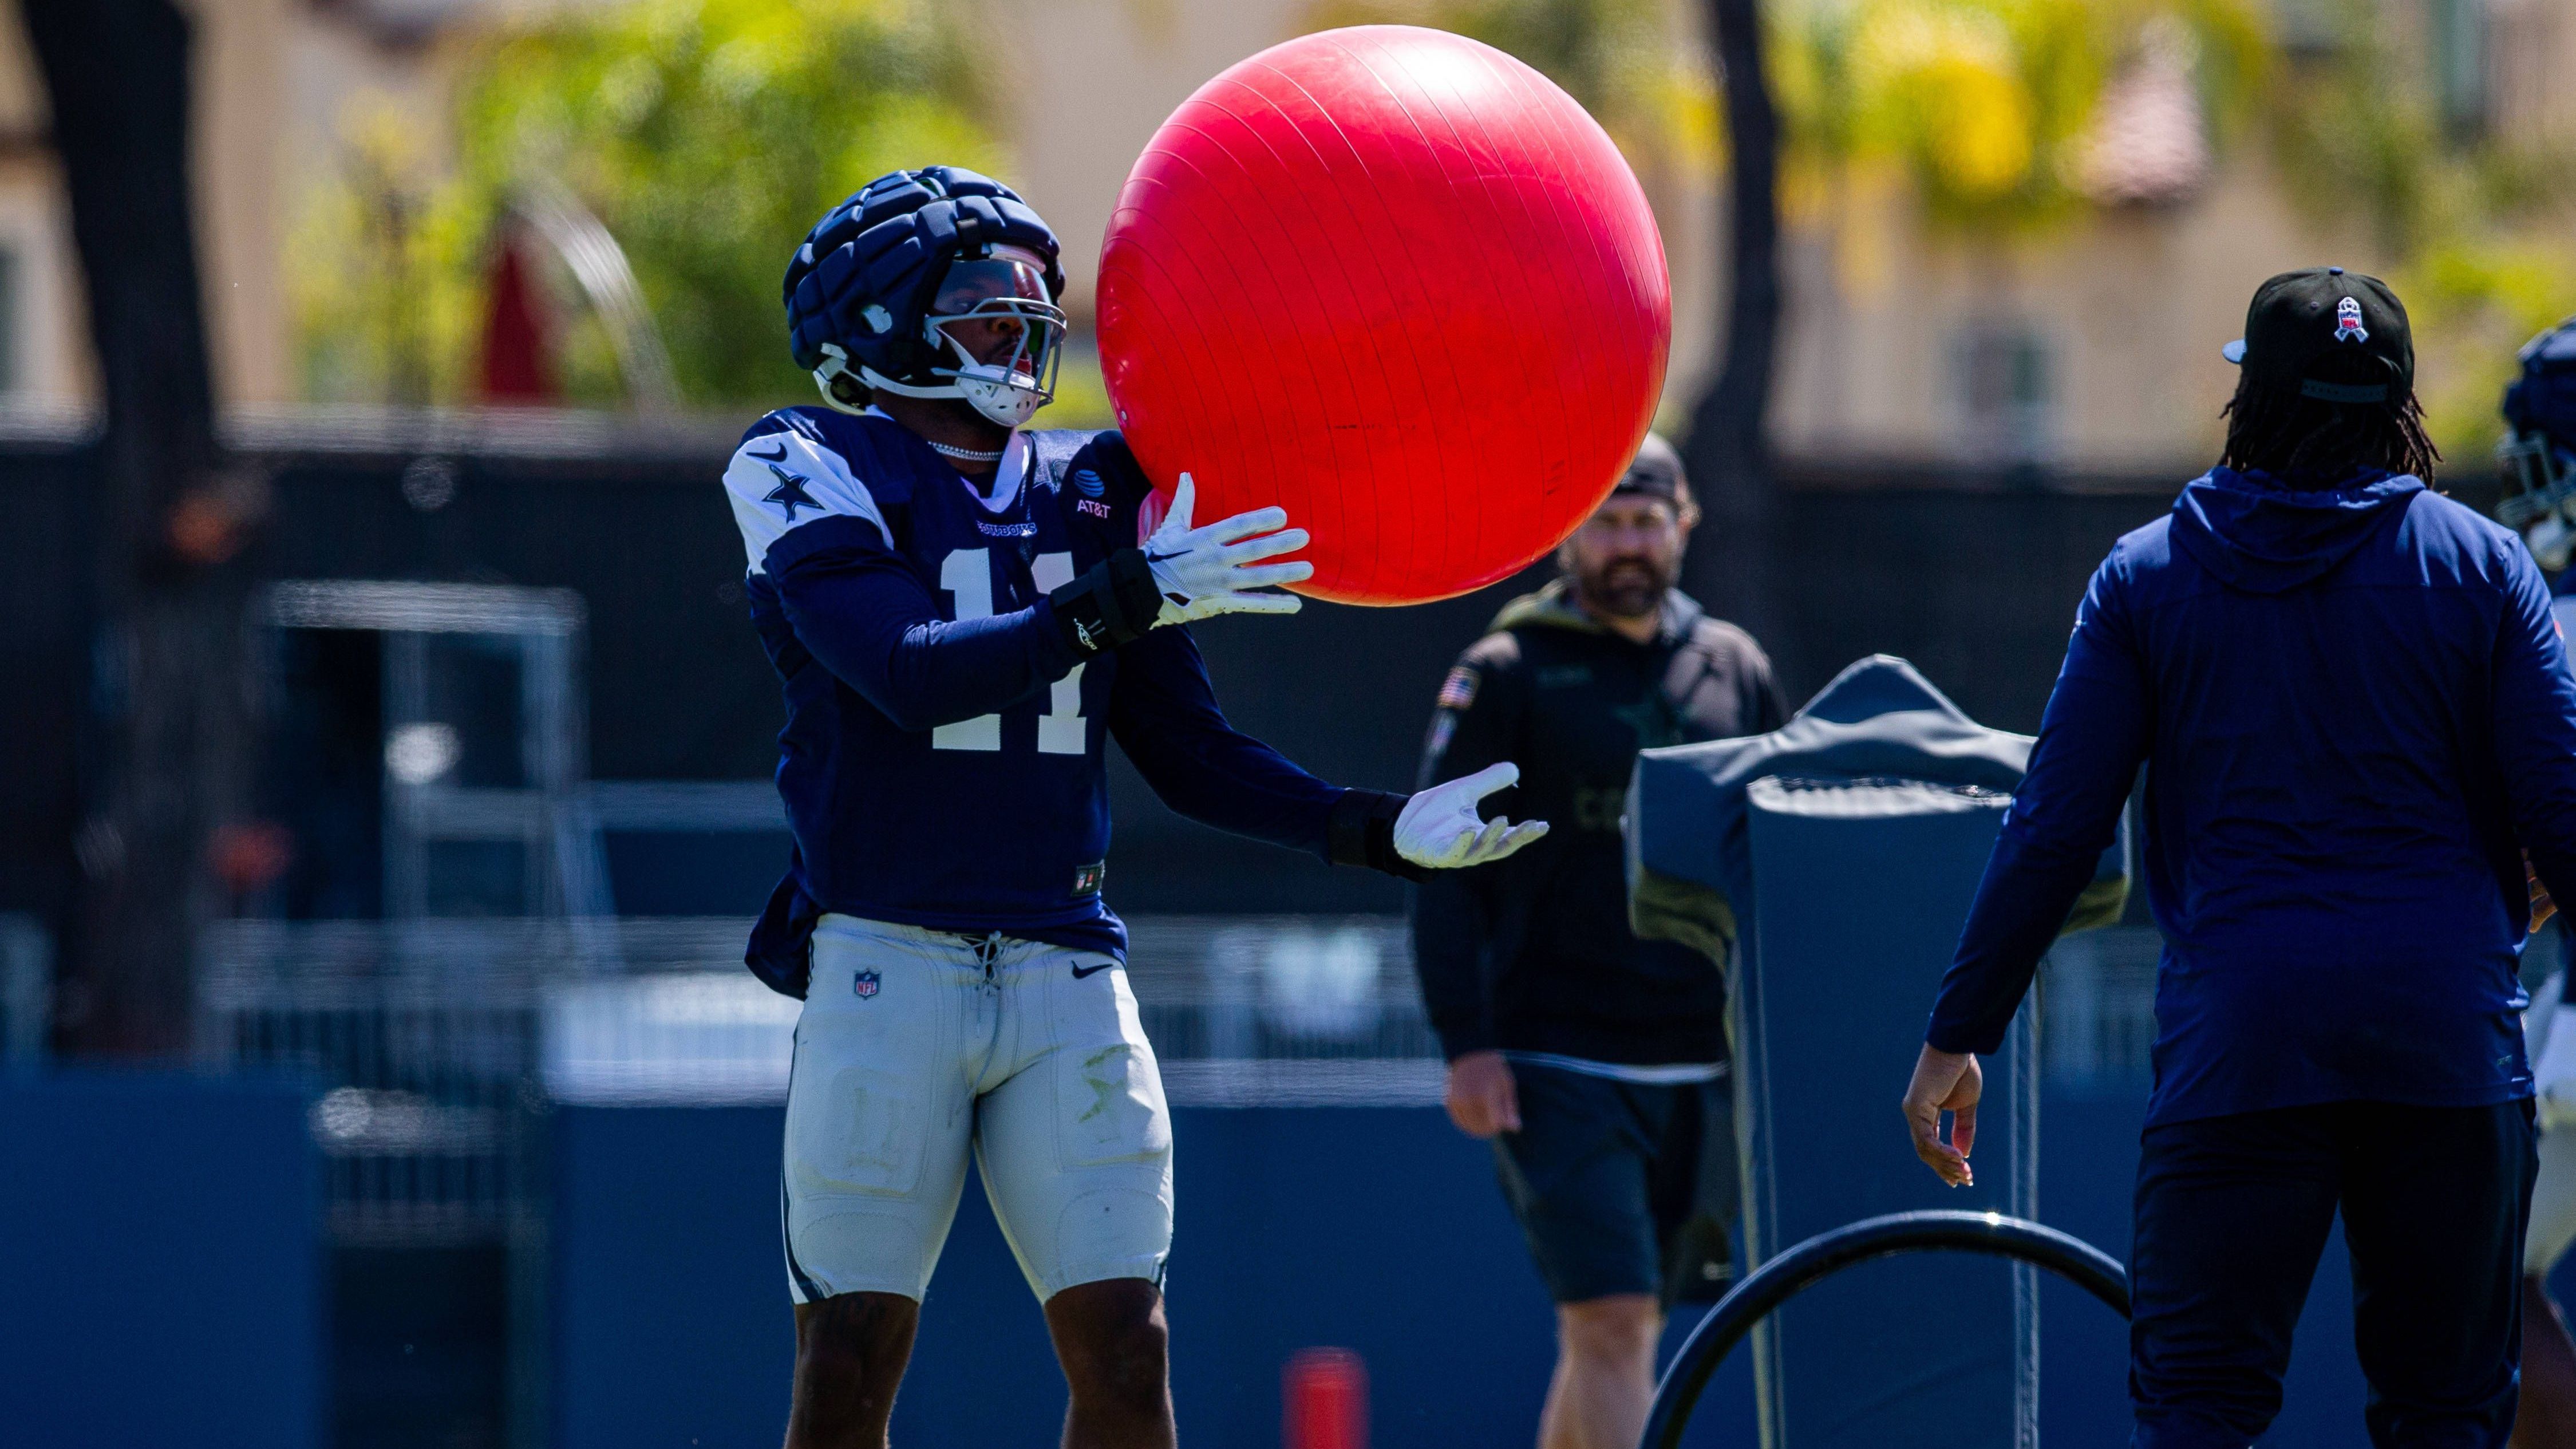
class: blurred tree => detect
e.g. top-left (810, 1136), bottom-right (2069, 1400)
top-left (1771, 0), bottom-right (2270, 226)
top-left (2411, 234), bottom-right (2576, 471)
top-left (2255, 3), bottom-right (2576, 466)
top-left (1773, 0), bottom-right (2576, 468)
top-left (1313, 0), bottom-right (2574, 511)
top-left (1690, 0), bottom-right (1784, 637)
top-left (24, 0), bottom-right (250, 1054)
top-left (289, 0), bottom-right (1000, 410)
top-left (1303, 0), bottom-right (1715, 171)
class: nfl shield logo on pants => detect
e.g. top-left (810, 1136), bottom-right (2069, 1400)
top-left (854, 970), bottom-right (880, 999)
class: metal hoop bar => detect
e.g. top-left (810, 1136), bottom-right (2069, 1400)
top-left (1640, 1210), bottom-right (2131, 1449)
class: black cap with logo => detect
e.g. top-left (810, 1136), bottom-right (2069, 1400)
top-left (2222, 266), bottom-right (2413, 405)
top-left (1614, 432), bottom-right (1686, 505)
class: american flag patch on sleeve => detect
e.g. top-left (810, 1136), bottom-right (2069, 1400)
top-left (1436, 665), bottom-right (1480, 711)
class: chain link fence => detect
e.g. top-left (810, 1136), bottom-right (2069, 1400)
top-left (1, 913), bottom-right (51, 1071)
top-left (2041, 926), bottom-right (2163, 1087)
top-left (196, 912), bottom-right (2166, 1245)
top-left (196, 914), bottom-right (1440, 1245)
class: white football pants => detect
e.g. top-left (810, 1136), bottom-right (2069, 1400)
top-left (781, 914), bottom-right (1174, 1303)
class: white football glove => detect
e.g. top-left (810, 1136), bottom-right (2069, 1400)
top-left (1396, 762), bottom-right (1550, 870)
top-left (1144, 472), bottom-right (1314, 625)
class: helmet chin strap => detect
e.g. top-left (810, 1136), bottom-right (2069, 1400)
top-left (811, 346), bottom-right (874, 417)
top-left (824, 358), bottom-right (1048, 429)
top-left (814, 345), bottom-right (1050, 432)
top-left (811, 346), bottom-right (1022, 460)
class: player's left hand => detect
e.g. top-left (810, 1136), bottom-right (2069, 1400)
top-left (1144, 472), bottom-right (1314, 625)
top-left (1395, 763), bottom-right (1548, 869)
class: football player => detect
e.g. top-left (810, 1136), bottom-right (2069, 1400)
top-left (2496, 314), bottom-right (2576, 1448)
top-left (726, 167), bottom-right (1547, 1449)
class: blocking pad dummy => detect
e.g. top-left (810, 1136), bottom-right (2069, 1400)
top-left (1625, 656), bottom-right (2125, 1448)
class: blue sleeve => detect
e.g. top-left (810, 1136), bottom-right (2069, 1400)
top-left (767, 519), bottom-right (1081, 733)
top-left (1927, 560), bottom-right (2151, 1055)
top-left (1107, 624), bottom-right (1345, 856)
top-left (2490, 544), bottom-right (2576, 909)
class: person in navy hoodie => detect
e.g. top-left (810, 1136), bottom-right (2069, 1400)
top-left (1899, 267), bottom-right (2576, 1448)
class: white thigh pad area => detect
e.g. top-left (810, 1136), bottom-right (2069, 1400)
top-left (781, 918), bottom-right (1173, 1304)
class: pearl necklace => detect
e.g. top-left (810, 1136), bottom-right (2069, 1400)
top-left (925, 437), bottom-right (1005, 464)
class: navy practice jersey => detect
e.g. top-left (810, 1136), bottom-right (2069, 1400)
top-left (725, 406), bottom-right (1352, 996)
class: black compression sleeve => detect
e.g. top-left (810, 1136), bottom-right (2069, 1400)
top-left (1329, 788), bottom-right (1423, 880)
top-left (1048, 547), bottom-right (1163, 656)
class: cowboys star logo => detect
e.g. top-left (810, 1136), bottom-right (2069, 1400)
top-left (764, 462), bottom-right (821, 523)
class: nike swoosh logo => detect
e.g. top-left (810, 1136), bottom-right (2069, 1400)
top-left (1070, 961), bottom-right (1116, 980)
top-left (747, 443), bottom-right (788, 462)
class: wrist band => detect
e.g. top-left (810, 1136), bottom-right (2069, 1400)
top-left (1329, 788), bottom-right (1421, 880)
top-left (1048, 548), bottom-right (1162, 656)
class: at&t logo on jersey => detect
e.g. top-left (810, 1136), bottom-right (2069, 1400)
top-left (1072, 467), bottom-right (1113, 519)
top-left (854, 969), bottom-right (882, 999)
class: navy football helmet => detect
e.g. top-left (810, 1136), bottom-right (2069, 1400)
top-left (783, 167), bottom-right (1069, 428)
top-left (2499, 317), bottom-right (2576, 568)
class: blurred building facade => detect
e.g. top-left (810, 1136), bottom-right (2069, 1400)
top-left (0, 0), bottom-right (2564, 468)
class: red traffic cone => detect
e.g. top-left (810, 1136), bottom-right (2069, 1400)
top-left (1283, 1347), bottom-right (1368, 1449)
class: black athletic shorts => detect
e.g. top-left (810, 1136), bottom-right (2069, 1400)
top-left (1492, 1061), bottom-right (1737, 1306)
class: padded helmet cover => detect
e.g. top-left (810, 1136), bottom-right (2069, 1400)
top-left (2507, 317), bottom-right (2576, 456)
top-left (783, 166), bottom-right (1065, 384)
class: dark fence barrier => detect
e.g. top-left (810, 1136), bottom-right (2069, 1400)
top-left (1, 1071), bottom-right (326, 1448)
top-left (0, 420), bottom-right (2190, 939)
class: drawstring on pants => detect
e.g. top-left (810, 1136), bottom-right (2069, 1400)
top-left (966, 931), bottom-right (1005, 983)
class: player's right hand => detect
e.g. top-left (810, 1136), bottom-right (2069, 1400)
top-left (1901, 1043), bottom-right (1980, 1188)
top-left (1444, 1050), bottom-right (1521, 1138)
top-left (1143, 472), bottom-right (1314, 625)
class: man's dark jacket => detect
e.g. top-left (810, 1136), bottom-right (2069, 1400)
top-left (1411, 579), bottom-right (1785, 1066)
top-left (1930, 467), bottom-right (2576, 1126)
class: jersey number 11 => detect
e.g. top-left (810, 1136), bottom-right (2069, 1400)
top-left (935, 548), bottom-right (1085, 755)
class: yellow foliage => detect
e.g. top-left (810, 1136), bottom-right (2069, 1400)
top-left (1846, 5), bottom-right (2034, 199)
top-left (284, 99), bottom-right (491, 406)
top-left (2403, 233), bottom-right (2576, 466)
top-left (1294, 0), bottom-right (1710, 187)
top-left (1772, 0), bottom-right (2266, 228)
top-left (286, 0), bottom-right (998, 408)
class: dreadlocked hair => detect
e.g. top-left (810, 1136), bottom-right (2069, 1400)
top-left (2218, 359), bottom-right (2442, 489)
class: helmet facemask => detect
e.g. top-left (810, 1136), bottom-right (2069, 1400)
top-left (847, 244), bottom-right (1066, 429)
top-left (2498, 429), bottom-right (2576, 569)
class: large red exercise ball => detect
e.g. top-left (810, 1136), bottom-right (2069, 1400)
top-left (1096, 25), bottom-right (1671, 606)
